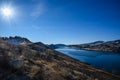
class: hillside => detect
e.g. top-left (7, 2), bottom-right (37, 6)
top-left (0, 37), bottom-right (119, 80)
top-left (69, 40), bottom-right (120, 53)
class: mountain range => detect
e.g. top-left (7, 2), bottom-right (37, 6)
top-left (0, 36), bottom-right (119, 80)
top-left (69, 40), bottom-right (120, 53)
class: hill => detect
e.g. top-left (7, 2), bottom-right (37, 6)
top-left (69, 40), bottom-right (120, 53)
top-left (0, 37), bottom-right (119, 80)
top-left (48, 44), bottom-right (67, 49)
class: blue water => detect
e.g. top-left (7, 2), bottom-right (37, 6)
top-left (56, 47), bottom-right (120, 75)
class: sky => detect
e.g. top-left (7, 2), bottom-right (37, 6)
top-left (0, 0), bottom-right (120, 44)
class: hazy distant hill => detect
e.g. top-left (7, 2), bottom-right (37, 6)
top-left (0, 37), bottom-right (119, 80)
top-left (69, 40), bottom-right (120, 53)
top-left (48, 44), bottom-right (67, 49)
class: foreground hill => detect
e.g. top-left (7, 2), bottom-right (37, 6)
top-left (69, 40), bottom-right (120, 53)
top-left (0, 37), bottom-right (119, 80)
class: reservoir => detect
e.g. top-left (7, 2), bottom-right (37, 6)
top-left (56, 47), bottom-right (120, 76)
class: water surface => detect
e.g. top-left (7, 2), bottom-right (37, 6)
top-left (56, 47), bottom-right (120, 75)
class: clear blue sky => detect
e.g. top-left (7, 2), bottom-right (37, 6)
top-left (0, 0), bottom-right (120, 44)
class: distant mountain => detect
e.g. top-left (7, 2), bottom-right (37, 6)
top-left (69, 40), bottom-right (120, 53)
top-left (0, 37), bottom-right (119, 80)
top-left (48, 44), bottom-right (67, 49)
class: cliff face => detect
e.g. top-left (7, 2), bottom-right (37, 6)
top-left (69, 40), bottom-right (120, 53)
top-left (0, 37), bottom-right (119, 80)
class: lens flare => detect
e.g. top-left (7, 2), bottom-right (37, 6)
top-left (1, 7), bottom-right (13, 17)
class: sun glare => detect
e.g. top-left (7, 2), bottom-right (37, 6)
top-left (1, 7), bottom-right (13, 17)
top-left (2, 8), bottom-right (12, 16)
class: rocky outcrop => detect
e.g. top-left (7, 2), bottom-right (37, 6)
top-left (69, 40), bottom-right (120, 53)
top-left (0, 37), bottom-right (120, 80)
top-left (1, 36), bottom-right (31, 45)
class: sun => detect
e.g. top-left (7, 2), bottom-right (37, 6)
top-left (1, 7), bottom-right (13, 17)
top-left (2, 8), bottom-right (12, 16)
top-left (0, 4), bottom-right (16, 21)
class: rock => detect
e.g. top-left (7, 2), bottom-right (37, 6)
top-left (9, 60), bottom-right (24, 69)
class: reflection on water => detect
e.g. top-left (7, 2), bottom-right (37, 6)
top-left (56, 47), bottom-right (120, 75)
